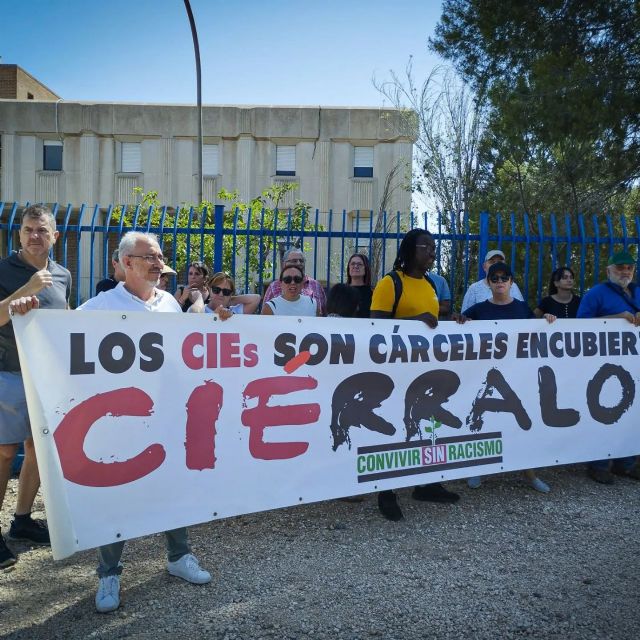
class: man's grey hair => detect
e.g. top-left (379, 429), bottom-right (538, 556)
top-left (118, 231), bottom-right (159, 258)
top-left (20, 204), bottom-right (56, 232)
top-left (111, 249), bottom-right (119, 263)
top-left (283, 248), bottom-right (305, 264)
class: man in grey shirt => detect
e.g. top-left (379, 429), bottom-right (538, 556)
top-left (0, 205), bottom-right (71, 568)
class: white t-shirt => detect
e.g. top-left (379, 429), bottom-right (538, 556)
top-left (77, 282), bottom-right (181, 313)
top-left (204, 303), bottom-right (243, 315)
top-left (265, 295), bottom-right (316, 317)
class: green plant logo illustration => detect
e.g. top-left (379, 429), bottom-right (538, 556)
top-left (424, 416), bottom-right (442, 445)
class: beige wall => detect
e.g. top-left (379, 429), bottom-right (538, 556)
top-left (0, 101), bottom-right (415, 213)
top-left (0, 65), bottom-right (59, 100)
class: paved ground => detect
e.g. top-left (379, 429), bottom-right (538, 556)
top-left (1, 464), bottom-right (639, 640)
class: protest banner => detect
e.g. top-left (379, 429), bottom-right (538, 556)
top-left (12, 311), bottom-right (639, 559)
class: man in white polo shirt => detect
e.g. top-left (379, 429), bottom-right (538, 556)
top-left (461, 249), bottom-right (524, 313)
top-left (78, 231), bottom-right (210, 612)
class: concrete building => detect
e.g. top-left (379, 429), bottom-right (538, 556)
top-left (0, 99), bottom-right (416, 299)
top-left (0, 100), bottom-right (414, 213)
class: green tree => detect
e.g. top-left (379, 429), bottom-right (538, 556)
top-left (110, 182), bottom-right (317, 290)
top-left (432, 0), bottom-right (640, 212)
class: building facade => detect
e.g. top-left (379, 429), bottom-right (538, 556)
top-left (0, 100), bottom-right (415, 214)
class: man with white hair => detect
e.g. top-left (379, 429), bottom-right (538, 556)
top-left (461, 249), bottom-right (523, 313)
top-left (263, 248), bottom-right (327, 316)
top-left (0, 204), bottom-right (71, 569)
top-left (577, 250), bottom-right (640, 484)
top-left (9, 231), bottom-right (210, 609)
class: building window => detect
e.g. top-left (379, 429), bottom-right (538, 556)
top-left (203, 144), bottom-right (219, 175)
top-left (43, 140), bottom-right (63, 171)
top-left (27, 92), bottom-right (34, 100)
top-left (276, 145), bottom-right (296, 176)
top-left (121, 142), bottom-right (142, 173)
top-left (354, 146), bottom-right (373, 178)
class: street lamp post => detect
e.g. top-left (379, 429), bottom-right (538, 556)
top-left (184, 0), bottom-right (203, 206)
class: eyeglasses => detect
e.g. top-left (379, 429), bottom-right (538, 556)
top-left (489, 276), bottom-right (510, 283)
top-left (281, 275), bottom-right (303, 284)
top-left (211, 286), bottom-right (232, 296)
top-left (286, 258), bottom-right (305, 265)
top-left (128, 254), bottom-right (165, 263)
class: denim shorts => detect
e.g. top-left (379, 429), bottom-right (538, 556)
top-left (0, 371), bottom-right (30, 445)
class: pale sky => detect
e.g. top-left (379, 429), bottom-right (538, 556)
top-left (1, 0), bottom-right (444, 107)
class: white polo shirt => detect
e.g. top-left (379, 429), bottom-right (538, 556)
top-left (77, 282), bottom-right (181, 313)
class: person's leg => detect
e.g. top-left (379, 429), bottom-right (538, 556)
top-left (0, 443), bottom-right (19, 568)
top-left (611, 456), bottom-right (639, 479)
top-left (587, 459), bottom-right (614, 484)
top-left (97, 541), bottom-right (126, 577)
top-left (165, 528), bottom-right (210, 584)
top-left (96, 542), bottom-right (125, 613)
top-left (523, 469), bottom-right (550, 493)
top-left (15, 437), bottom-right (40, 515)
top-left (165, 527), bottom-right (191, 563)
top-left (0, 443), bottom-right (19, 511)
top-left (378, 490), bottom-right (403, 521)
top-left (412, 482), bottom-right (460, 503)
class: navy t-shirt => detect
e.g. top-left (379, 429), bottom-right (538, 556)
top-left (464, 299), bottom-right (534, 321)
top-left (0, 251), bottom-right (71, 371)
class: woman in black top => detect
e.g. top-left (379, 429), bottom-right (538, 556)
top-left (346, 253), bottom-right (372, 318)
top-left (175, 261), bottom-right (211, 312)
top-left (534, 267), bottom-right (581, 319)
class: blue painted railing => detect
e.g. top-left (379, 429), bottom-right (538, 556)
top-left (1, 202), bottom-right (638, 310)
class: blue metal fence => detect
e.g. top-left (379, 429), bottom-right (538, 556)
top-left (1, 202), bottom-right (639, 310)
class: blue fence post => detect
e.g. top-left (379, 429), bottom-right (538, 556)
top-left (213, 204), bottom-right (224, 273)
top-left (478, 211), bottom-right (490, 279)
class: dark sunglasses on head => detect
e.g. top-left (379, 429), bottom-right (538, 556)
top-left (281, 275), bottom-right (303, 284)
top-left (211, 286), bottom-right (232, 296)
top-left (489, 276), bottom-right (510, 283)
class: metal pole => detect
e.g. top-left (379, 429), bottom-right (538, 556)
top-left (184, 0), bottom-right (203, 206)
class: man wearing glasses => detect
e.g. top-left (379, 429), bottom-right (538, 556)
top-left (0, 205), bottom-right (71, 568)
top-left (263, 248), bottom-right (327, 316)
top-left (461, 249), bottom-right (523, 314)
top-left (577, 250), bottom-right (640, 484)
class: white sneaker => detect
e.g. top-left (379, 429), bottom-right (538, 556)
top-left (95, 575), bottom-right (120, 613)
top-left (167, 553), bottom-right (211, 584)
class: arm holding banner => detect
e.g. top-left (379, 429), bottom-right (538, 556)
top-left (0, 269), bottom-right (52, 326)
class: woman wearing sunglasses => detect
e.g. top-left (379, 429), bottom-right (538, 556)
top-left (261, 265), bottom-right (318, 316)
top-left (205, 272), bottom-right (261, 315)
top-left (460, 261), bottom-right (555, 493)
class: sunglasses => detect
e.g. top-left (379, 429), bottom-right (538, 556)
top-left (281, 275), bottom-right (303, 284)
top-left (489, 276), bottom-right (510, 283)
top-left (211, 286), bottom-right (232, 296)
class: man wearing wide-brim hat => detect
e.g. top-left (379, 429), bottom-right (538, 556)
top-left (577, 250), bottom-right (640, 483)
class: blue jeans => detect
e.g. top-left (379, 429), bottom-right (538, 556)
top-left (97, 527), bottom-right (190, 577)
top-left (589, 456), bottom-right (636, 472)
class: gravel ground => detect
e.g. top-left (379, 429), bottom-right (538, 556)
top-left (1, 465), bottom-right (639, 640)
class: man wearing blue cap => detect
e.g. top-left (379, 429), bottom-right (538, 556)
top-left (577, 250), bottom-right (640, 483)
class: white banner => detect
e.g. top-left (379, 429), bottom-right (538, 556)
top-left (13, 311), bottom-right (640, 559)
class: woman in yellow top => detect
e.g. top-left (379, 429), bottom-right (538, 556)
top-left (370, 228), bottom-right (459, 521)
